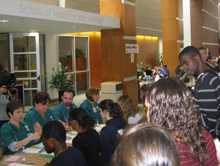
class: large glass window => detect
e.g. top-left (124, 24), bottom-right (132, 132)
top-left (59, 36), bottom-right (90, 94)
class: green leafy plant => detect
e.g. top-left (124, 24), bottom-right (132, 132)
top-left (49, 62), bottom-right (74, 92)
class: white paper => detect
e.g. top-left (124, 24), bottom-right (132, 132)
top-left (23, 147), bottom-right (42, 154)
top-left (8, 164), bottom-right (33, 166)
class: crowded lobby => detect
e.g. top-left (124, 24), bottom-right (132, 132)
top-left (1, 0), bottom-right (220, 165)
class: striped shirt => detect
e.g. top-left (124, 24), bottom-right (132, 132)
top-left (176, 130), bottom-right (218, 166)
top-left (194, 71), bottom-right (220, 137)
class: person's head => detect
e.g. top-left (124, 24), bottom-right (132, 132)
top-left (33, 92), bottom-right (50, 114)
top-left (0, 84), bottom-right (7, 94)
top-left (6, 100), bottom-right (24, 122)
top-left (68, 108), bottom-right (95, 132)
top-left (198, 47), bottom-right (208, 62)
top-left (61, 89), bottom-right (75, 107)
top-left (112, 124), bottom-right (179, 166)
top-left (179, 46), bottom-right (202, 75)
top-left (85, 88), bottom-right (100, 102)
top-left (117, 95), bottom-right (135, 119)
top-left (99, 99), bottom-right (123, 122)
top-left (145, 78), bottom-right (208, 163)
top-left (42, 121), bottom-right (66, 154)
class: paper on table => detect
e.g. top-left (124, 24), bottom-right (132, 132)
top-left (5, 155), bottom-right (24, 162)
top-left (8, 163), bottom-right (33, 166)
top-left (23, 147), bottom-right (42, 154)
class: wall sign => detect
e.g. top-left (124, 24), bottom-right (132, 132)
top-left (125, 43), bottom-right (139, 54)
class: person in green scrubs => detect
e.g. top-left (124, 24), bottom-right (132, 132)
top-left (52, 89), bottom-right (77, 124)
top-left (0, 100), bottom-right (41, 154)
top-left (80, 88), bottom-right (102, 123)
top-left (24, 92), bottom-right (55, 132)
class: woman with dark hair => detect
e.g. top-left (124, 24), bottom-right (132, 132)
top-left (99, 99), bottom-right (126, 165)
top-left (68, 108), bottom-right (103, 166)
top-left (80, 88), bottom-right (102, 123)
top-left (145, 78), bottom-right (218, 166)
top-left (112, 124), bottom-right (179, 166)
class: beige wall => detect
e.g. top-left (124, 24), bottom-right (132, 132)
top-left (31, 0), bottom-right (58, 5)
top-left (45, 33), bottom-right (59, 99)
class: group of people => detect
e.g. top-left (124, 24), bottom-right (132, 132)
top-left (0, 87), bottom-right (130, 166)
top-left (0, 45), bottom-right (220, 166)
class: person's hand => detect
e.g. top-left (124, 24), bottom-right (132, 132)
top-left (59, 120), bottom-right (70, 130)
top-left (34, 122), bottom-right (42, 136)
top-left (28, 132), bottom-right (41, 141)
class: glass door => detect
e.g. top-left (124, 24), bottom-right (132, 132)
top-left (10, 33), bottom-right (41, 106)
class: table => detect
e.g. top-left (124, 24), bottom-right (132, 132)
top-left (0, 143), bottom-right (53, 166)
top-left (0, 124), bottom-right (105, 166)
top-left (1, 153), bottom-right (52, 166)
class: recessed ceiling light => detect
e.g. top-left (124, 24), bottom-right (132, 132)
top-left (0, 20), bottom-right (8, 23)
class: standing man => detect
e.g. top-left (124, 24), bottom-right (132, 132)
top-left (179, 46), bottom-right (220, 137)
top-left (52, 89), bottom-right (77, 123)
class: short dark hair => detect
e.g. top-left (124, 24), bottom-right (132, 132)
top-left (99, 99), bottom-right (123, 119)
top-left (6, 100), bottom-right (23, 117)
top-left (33, 92), bottom-right (50, 105)
top-left (85, 88), bottom-right (99, 101)
top-left (61, 88), bottom-right (75, 97)
top-left (112, 124), bottom-right (179, 166)
top-left (69, 108), bottom-right (95, 129)
top-left (42, 121), bottom-right (66, 143)
top-left (179, 46), bottom-right (200, 59)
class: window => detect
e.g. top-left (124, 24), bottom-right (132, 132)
top-left (59, 36), bottom-right (90, 94)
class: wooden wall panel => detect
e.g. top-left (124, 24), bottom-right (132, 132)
top-left (137, 38), bottom-right (159, 66)
top-left (100, 29), bottom-right (124, 81)
top-left (100, 0), bottom-right (138, 106)
top-left (191, 0), bottom-right (203, 47)
top-left (89, 33), bottom-right (102, 88)
top-left (161, 0), bottom-right (179, 75)
top-left (100, 0), bottom-right (122, 17)
top-left (191, 0), bottom-right (219, 56)
top-left (121, 5), bottom-right (136, 35)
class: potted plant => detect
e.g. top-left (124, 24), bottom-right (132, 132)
top-left (49, 62), bottom-right (74, 102)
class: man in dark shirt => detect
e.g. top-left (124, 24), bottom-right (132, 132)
top-left (42, 121), bottom-right (87, 166)
top-left (179, 46), bottom-right (220, 137)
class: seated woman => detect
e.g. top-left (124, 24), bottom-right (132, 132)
top-left (0, 100), bottom-right (41, 153)
top-left (145, 78), bottom-right (218, 166)
top-left (99, 99), bottom-right (126, 164)
top-left (112, 124), bottom-right (179, 166)
top-left (69, 108), bottom-right (103, 166)
top-left (80, 88), bottom-right (102, 124)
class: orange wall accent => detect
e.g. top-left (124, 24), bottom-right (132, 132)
top-left (100, 0), bottom-right (122, 17)
top-left (89, 33), bottom-right (102, 89)
top-left (136, 36), bottom-right (159, 67)
top-left (161, 0), bottom-right (179, 75)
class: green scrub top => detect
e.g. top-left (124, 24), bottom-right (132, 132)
top-left (24, 107), bottom-right (56, 132)
top-left (0, 122), bottom-right (33, 153)
top-left (52, 102), bottom-right (77, 122)
top-left (80, 99), bottom-right (102, 123)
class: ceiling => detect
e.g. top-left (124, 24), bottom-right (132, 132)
top-left (0, 0), bottom-right (161, 35)
top-left (0, 0), bottom-right (119, 33)
top-left (66, 0), bottom-right (162, 36)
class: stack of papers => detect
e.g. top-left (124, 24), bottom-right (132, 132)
top-left (8, 164), bottom-right (33, 166)
top-left (23, 143), bottom-right (44, 154)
